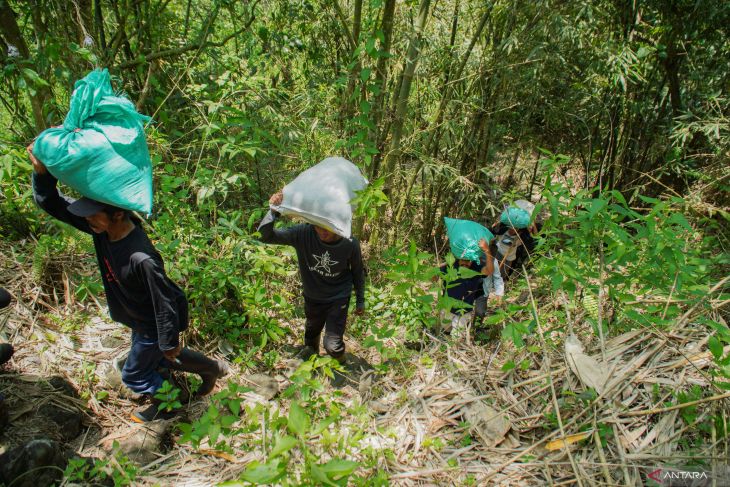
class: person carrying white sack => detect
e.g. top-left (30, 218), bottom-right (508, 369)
top-left (257, 158), bottom-right (367, 364)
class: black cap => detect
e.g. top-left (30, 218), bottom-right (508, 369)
top-left (67, 197), bottom-right (114, 217)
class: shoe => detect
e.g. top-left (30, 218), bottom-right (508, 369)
top-left (294, 345), bottom-right (318, 361)
top-left (131, 399), bottom-right (177, 423)
top-left (0, 344), bottom-right (14, 366)
top-left (167, 349), bottom-right (229, 396)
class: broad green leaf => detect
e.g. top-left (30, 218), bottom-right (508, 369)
top-left (313, 415), bottom-right (337, 435)
top-left (221, 415), bottom-right (238, 428)
top-left (22, 68), bottom-right (50, 87)
top-left (708, 336), bottom-right (723, 360)
top-left (319, 459), bottom-right (359, 477)
top-left (268, 435), bottom-right (297, 458)
top-left (208, 423), bottom-right (221, 444)
top-left (287, 402), bottom-right (309, 437)
top-left (309, 463), bottom-right (338, 487)
top-left (240, 459), bottom-right (285, 484)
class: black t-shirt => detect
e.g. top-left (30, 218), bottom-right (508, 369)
top-left (258, 210), bottom-right (366, 308)
top-left (32, 172), bottom-right (186, 350)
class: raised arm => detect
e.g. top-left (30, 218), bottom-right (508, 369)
top-left (28, 144), bottom-right (92, 234)
top-left (257, 191), bottom-right (301, 246)
top-left (478, 238), bottom-right (495, 276)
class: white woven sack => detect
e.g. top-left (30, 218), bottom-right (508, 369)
top-left (272, 157), bottom-right (368, 238)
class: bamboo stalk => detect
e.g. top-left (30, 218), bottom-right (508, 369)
top-left (623, 392), bottom-right (730, 417)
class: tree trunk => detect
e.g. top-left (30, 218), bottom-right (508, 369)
top-left (0, 0), bottom-right (49, 131)
top-left (76, 0), bottom-right (94, 44)
top-left (340, 0), bottom-right (363, 127)
top-left (662, 36), bottom-right (683, 116)
top-left (393, 4), bottom-right (491, 222)
top-left (381, 0), bottom-right (432, 189)
top-left (425, 5), bottom-right (491, 155)
top-left (370, 0), bottom-right (396, 179)
top-left (94, 0), bottom-right (107, 50)
top-left (504, 144), bottom-right (521, 188)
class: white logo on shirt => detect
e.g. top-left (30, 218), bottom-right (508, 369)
top-left (311, 251), bottom-right (339, 274)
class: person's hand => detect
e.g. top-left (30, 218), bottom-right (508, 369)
top-left (27, 143), bottom-right (47, 175)
top-left (492, 296), bottom-right (503, 307)
top-left (269, 190), bottom-right (283, 206)
top-left (163, 345), bottom-right (182, 361)
top-left (354, 307), bottom-right (365, 316)
top-left (479, 238), bottom-right (490, 255)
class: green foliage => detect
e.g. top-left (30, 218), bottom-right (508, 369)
top-left (154, 380), bottom-right (183, 413)
top-left (76, 361), bottom-right (97, 401)
top-left (0, 145), bottom-right (38, 238)
top-left (181, 358), bottom-right (362, 486)
top-left (178, 382), bottom-right (251, 453)
top-left (352, 177), bottom-right (389, 221)
top-left (283, 355), bottom-right (342, 402)
top-left (1, 1), bottom-right (727, 484)
top-left (63, 442), bottom-right (138, 486)
top-left (538, 151), bottom-right (729, 384)
top-left (380, 242), bottom-right (440, 338)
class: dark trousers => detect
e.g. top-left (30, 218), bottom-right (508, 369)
top-left (122, 331), bottom-right (171, 395)
top-left (304, 298), bottom-right (349, 359)
top-left (473, 296), bottom-right (487, 319)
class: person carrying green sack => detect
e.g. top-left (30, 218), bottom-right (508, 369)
top-left (491, 202), bottom-right (540, 279)
top-left (440, 218), bottom-right (504, 337)
top-left (28, 145), bottom-right (228, 423)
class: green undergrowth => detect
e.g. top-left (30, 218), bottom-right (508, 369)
top-left (2, 148), bottom-right (728, 483)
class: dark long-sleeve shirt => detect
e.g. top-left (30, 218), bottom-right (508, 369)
top-left (32, 172), bottom-right (187, 350)
top-left (258, 210), bottom-right (365, 309)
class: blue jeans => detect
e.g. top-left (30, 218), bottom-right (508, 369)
top-left (121, 331), bottom-right (171, 395)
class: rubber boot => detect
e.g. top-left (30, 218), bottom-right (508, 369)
top-left (294, 344), bottom-right (318, 361)
top-left (0, 344), bottom-right (14, 366)
top-left (167, 349), bottom-right (228, 396)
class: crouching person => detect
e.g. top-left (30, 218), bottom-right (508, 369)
top-left (28, 144), bottom-right (227, 423)
top-left (258, 191), bottom-right (365, 363)
top-left (439, 239), bottom-right (503, 337)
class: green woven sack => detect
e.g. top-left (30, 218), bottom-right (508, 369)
top-left (32, 69), bottom-right (153, 213)
top-left (500, 207), bottom-right (531, 229)
top-left (444, 217), bottom-right (494, 263)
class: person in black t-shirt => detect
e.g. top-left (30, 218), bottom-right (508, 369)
top-left (258, 191), bottom-right (365, 363)
top-left (28, 143), bottom-right (227, 423)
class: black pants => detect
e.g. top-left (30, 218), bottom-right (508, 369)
top-left (304, 298), bottom-right (349, 359)
top-left (473, 296), bottom-right (487, 319)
